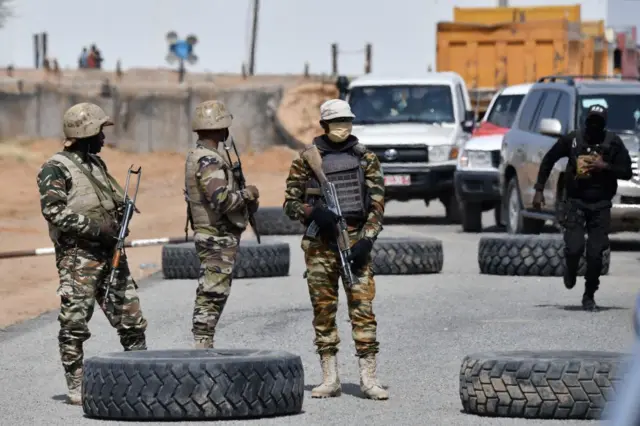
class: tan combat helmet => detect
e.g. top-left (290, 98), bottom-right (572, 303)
top-left (191, 100), bottom-right (233, 131)
top-left (63, 102), bottom-right (113, 147)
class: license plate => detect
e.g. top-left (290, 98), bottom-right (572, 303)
top-left (384, 175), bottom-right (411, 186)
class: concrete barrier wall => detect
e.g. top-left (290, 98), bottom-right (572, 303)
top-left (0, 82), bottom-right (284, 154)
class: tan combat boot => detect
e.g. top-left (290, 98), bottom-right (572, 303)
top-left (311, 353), bottom-right (341, 398)
top-left (194, 336), bottom-right (213, 349)
top-left (65, 369), bottom-right (83, 405)
top-left (358, 354), bottom-right (389, 400)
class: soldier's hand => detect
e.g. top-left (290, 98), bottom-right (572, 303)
top-left (532, 190), bottom-right (545, 210)
top-left (248, 200), bottom-right (259, 214)
top-left (588, 154), bottom-right (607, 171)
top-left (242, 185), bottom-right (260, 201)
top-left (99, 221), bottom-right (119, 242)
top-left (309, 206), bottom-right (339, 234)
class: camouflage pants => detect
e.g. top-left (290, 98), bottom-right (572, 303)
top-left (302, 235), bottom-right (379, 357)
top-left (56, 247), bottom-right (147, 380)
top-left (192, 230), bottom-right (240, 341)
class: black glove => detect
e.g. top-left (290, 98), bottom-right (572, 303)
top-left (248, 200), bottom-right (259, 215)
top-left (347, 238), bottom-right (374, 273)
top-left (309, 206), bottom-right (339, 236)
top-left (98, 220), bottom-right (119, 244)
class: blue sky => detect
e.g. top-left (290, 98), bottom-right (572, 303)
top-left (0, 0), bottom-right (637, 75)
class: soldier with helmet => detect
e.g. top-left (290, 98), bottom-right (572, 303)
top-left (283, 99), bottom-right (388, 400)
top-left (184, 100), bottom-right (260, 349)
top-left (37, 102), bottom-right (148, 405)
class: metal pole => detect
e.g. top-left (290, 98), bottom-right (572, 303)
top-left (33, 33), bottom-right (40, 68)
top-left (248, 0), bottom-right (259, 75)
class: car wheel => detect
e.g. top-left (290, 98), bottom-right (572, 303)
top-left (506, 178), bottom-right (543, 234)
top-left (442, 194), bottom-right (461, 223)
top-left (460, 202), bottom-right (483, 232)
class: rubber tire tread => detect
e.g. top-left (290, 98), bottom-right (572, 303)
top-left (162, 241), bottom-right (290, 279)
top-left (478, 235), bottom-right (610, 276)
top-left (253, 207), bottom-right (305, 235)
top-left (82, 349), bottom-right (304, 420)
top-left (372, 237), bottom-right (443, 275)
top-left (459, 351), bottom-right (629, 420)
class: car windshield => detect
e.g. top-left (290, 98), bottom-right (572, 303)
top-left (578, 94), bottom-right (640, 134)
top-left (348, 85), bottom-right (456, 125)
top-left (485, 94), bottom-right (525, 128)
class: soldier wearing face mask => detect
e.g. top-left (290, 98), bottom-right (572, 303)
top-left (283, 99), bottom-right (388, 400)
top-left (533, 104), bottom-right (633, 311)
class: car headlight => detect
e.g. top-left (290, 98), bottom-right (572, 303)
top-left (429, 145), bottom-right (458, 163)
top-left (458, 149), bottom-right (493, 169)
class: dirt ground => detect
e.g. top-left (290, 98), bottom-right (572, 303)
top-left (0, 138), bottom-right (297, 328)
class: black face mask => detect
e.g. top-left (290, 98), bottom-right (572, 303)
top-left (584, 116), bottom-right (605, 141)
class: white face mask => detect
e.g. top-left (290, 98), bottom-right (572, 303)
top-left (327, 122), bottom-right (353, 143)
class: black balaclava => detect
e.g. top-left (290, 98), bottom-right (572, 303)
top-left (583, 104), bottom-right (607, 144)
top-left (68, 131), bottom-right (105, 161)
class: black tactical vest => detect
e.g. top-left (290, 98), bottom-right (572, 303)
top-left (304, 139), bottom-right (368, 220)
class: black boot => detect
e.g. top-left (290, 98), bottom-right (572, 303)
top-left (582, 292), bottom-right (598, 312)
top-left (563, 268), bottom-right (577, 289)
top-left (563, 256), bottom-right (579, 289)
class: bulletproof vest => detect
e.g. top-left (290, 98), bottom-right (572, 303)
top-left (304, 145), bottom-right (368, 220)
top-left (571, 131), bottom-right (613, 160)
top-left (184, 143), bottom-right (248, 230)
top-left (47, 152), bottom-right (121, 242)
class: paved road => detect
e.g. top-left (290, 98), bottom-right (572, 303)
top-left (1, 201), bottom-right (638, 425)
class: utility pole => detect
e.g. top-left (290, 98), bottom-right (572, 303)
top-left (248, 0), bottom-right (260, 76)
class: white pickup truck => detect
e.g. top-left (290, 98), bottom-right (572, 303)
top-left (345, 73), bottom-right (475, 221)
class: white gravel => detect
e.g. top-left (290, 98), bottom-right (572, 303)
top-left (0, 200), bottom-right (636, 425)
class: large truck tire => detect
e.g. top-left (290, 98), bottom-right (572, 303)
top-left (162, 241), bottom-right (290, 279)
top-left (253, 207), bottom-right (305, 235)
top-left (459, 350), bottom-right (629, 420)
top-left (372, 238), bottom-right (443, 275)
top-left (83, 349), bottom-right (304, 420)
top-left (478, 235), bottom-right (610, 276)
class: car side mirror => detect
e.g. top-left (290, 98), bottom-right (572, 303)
top-left (462, 110), bottom-right (475, 133)
top-left (538, 118), bottom-right (563, 137)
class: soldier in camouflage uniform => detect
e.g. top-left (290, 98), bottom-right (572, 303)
top-left (283, 99), bottom-right (388, 400)
top-left (184, 100), bottom-right (260, 349)
top-left (37, 103), bottom-right (148, 405)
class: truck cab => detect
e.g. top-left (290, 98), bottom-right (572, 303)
top-left (346, 73), bottom-right (475, 221)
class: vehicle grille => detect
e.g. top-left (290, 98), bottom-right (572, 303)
top-left (366, 145), bottom-right (428, 163)
top-left (490, 150), bottom-right (501, 168)
top-left (633, 154), bottom-right (639, 182)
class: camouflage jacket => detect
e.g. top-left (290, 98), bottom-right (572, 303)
top-left (283, 143), bottom-right (385, 240)
top-left (188, 143), bottom-right (247, 235)
top-left (37, 150), bottom-right (114, 251)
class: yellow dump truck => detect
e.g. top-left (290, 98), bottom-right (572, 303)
top-left (437, 4), bottom-right (608, 117)
top-left (437, 19), bottom-right (584, 116)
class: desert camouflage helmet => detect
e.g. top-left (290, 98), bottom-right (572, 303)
top-left (63, 102), bottom-right (113, 144)
top-left (191, 100), bottom-right (233, 131)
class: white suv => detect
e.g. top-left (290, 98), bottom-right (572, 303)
top-left (346, 72), bottom-right (475, 222)
top-left (455, 84), bottom-right (532, 232)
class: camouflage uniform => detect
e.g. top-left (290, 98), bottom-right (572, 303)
top-left (37, 103), bottom-right (147, 405)
top-left (184, 100), bottom-right (258, 349)
top-left (283, 99), bottom-right (388, 400)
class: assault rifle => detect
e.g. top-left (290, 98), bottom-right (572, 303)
top-left (301, 146), bottom-right (357, 288)
top-left (104, 165), bottom-right (142, 306)
top-left (223, 137), bottom-right (261, 244)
